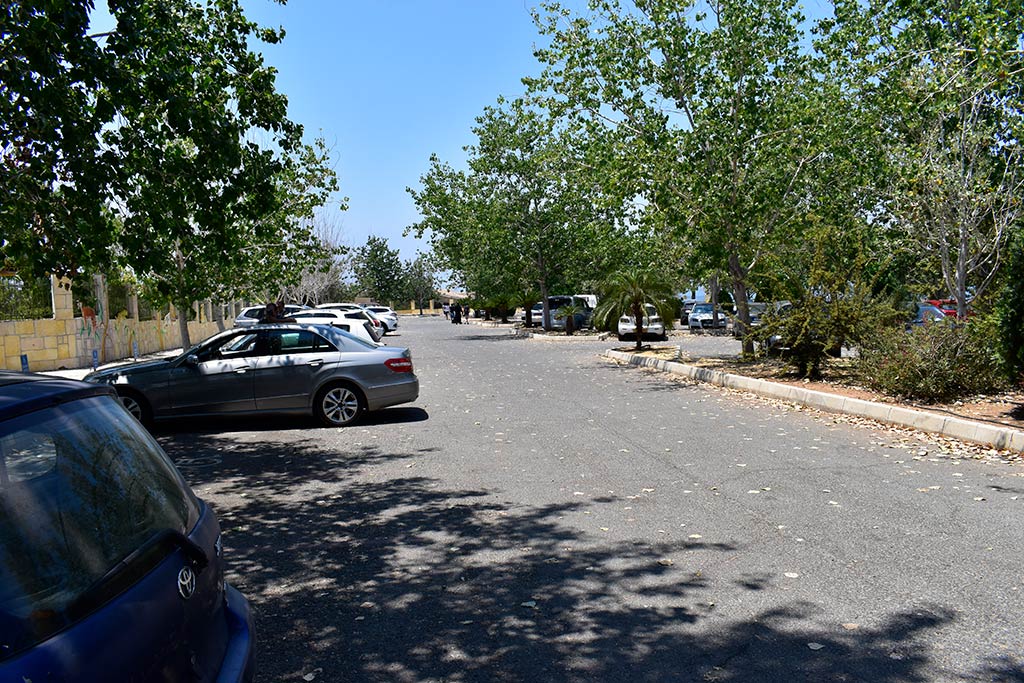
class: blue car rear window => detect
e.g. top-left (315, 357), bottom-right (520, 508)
top-left (0, 396), bottom-right (199, 661)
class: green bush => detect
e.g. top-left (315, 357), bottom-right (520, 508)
top-left (858, 316), bottom-right (1007, 402)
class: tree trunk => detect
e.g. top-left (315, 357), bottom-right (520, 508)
top-left (540, 282), bottom-right (550, 331)
top-left (957, 223), bottom-right (969, 319)
top-left (176, 305), bottom-right (192, 350)
top-left (727, 252), bottom-right (754, 356)
top-left (633, 301), bottom-right (645, 351)
top-left (710, 274), bottom-right (720, 331)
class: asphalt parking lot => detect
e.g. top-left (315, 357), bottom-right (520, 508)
top-left (154, 317), bottom-right (1024, 682)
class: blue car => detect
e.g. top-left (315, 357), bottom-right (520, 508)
top-left (0, 371), bottom-right (255, 681)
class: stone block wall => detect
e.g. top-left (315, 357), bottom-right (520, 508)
top-left (1, 275), bottom-right (226, 372)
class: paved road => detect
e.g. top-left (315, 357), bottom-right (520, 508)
top-left (154, 317), bottom-right (1024, 682)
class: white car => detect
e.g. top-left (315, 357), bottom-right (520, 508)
top-left (617, 303), bottom-right (667, 341)
top-left (365, 305), bottom-right (399, 333)
top-left (234, 304), bottom-right (308, 327)
top-left (688, 302), bottom-right (728, 331)
top-left (316, 302), bottom-right (363, 311)
top-left (290, 310), bottom-right (383, 346)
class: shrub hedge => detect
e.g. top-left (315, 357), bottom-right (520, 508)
top-left (858, 315), bottom-right (1007, 402)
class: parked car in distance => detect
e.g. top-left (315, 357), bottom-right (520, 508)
top-left (0, 372), bottom-right (255, 681)
top-left (732, 302), bottom-right (768, 337)
top-left (550, 295), bottom-right (593, 330)
top-left (909, 302), bottom-right (952, 327)
top-left (688, 303), bottom-right (728, 331)
top-left (291, 310), bottom-right (383, 346)
top-left (342, 308), bottom-right (384, 340)
top-left (234, 303), bottom-right (308, 327)
top-left (309, 306), bottom-right (384, 340)
top-left (315, 302), bottom-right (363, 312)
top-left (84, 324), bottom-right (419, 427)
top-left (574, 294), bottom-right (598, 310)
top-left (924, 298), bottom-right (973, 318)
top-left (530, 295), bottom-right (594, 330)
top-left (679, 299), bottom-right (698, 318)
top-left (528, 301), bottom-right (544, 327)
top-left (365, 306), bottom-right (399, 333)
top-left (618, 303), bottom-right (667, 341)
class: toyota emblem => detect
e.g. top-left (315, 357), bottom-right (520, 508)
top-left (177, 566), bottom-right (197, 600)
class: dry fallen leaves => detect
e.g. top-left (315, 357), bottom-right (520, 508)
top-left (607, 356), bottom-right (1021, 465)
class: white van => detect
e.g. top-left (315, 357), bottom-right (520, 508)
top-left (575, 294), bottom-right (598, 309)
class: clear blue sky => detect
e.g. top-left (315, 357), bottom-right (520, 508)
top-left (241, 0), bottom-right (832, 262)
top-left (239, 0), bottom-right (580, 261)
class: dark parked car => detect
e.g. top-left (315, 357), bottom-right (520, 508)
top-left (732, 302), bottom-right (768, 337)
top-left (0, 372), bottom-right (254, 681)
top-left (84, 324), bottom-right (419, 427)
top-left (531, 296), bottom-right (594, 330)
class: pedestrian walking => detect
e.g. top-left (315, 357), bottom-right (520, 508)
top-left (442, 303), bottom-right (450, 320)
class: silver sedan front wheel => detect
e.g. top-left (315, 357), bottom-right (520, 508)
top-left (316, 385), bottom-right (364, 427)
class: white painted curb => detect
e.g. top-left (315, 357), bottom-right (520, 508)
top-left (603, 349), bottom-right (1024, 453)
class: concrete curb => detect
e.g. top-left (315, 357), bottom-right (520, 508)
top-left (603, 349), bottom-right (1024, 453)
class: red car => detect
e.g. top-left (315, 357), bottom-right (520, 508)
top-left (925, 299), bottom-right (972, 318)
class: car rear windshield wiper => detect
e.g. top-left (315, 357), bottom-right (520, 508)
top-left (67, 528), bottom-right (208, 620)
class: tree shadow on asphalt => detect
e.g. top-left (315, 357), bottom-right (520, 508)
top-left (973, 658), bottom-right (1024, 682)
top-left (149, 406), bottom-right (429, 435)
top-left (156, 431), bottom-right (1006, 682)
top-left (449, 333), bottom-right (524, 342)
top-left (599, 362), bottom-right (703, 394)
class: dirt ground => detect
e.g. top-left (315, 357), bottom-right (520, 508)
top-left (626, 345), bottom-right (1024, 433)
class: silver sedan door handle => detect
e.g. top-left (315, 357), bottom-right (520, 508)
top-left (235, 366), bottom-right (250, 374)
top-left (307, 359), bottom-right (323, 368)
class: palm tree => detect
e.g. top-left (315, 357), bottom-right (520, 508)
top-left (593, 267), bottom-right (677, 351)
top-left (555, 303), bottom-right (584, 336)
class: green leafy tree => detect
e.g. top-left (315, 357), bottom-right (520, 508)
top-left (403, 254), bottom-right (438, 314)
top-left (997, 231), bottom-right (1024, 383)
top-left (756, 223), bottom-right (902, 377)
top-left (354, 236), bottom-right (405, 305)
top-left (832, 0), bottom-right (1024, 317)
top-left (534, 0), bottom-right (837, 353)
top-left (409, 97), bottom-right (615, 330)
top-left (103, 0), bottom-right (338, 346)
top-left (1, 0), bottom-right (113, 276)
top-left (593, 267), bottom-right (677, 351)
top-left (3, 0), bottom-right (338, 347)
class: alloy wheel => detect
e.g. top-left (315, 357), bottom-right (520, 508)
top-left (321, 386), bottom-right (361, 425)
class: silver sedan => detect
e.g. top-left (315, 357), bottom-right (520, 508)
top-left (84, 324), bottom-right (419, 427)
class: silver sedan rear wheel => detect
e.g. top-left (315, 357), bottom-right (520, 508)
top-left (316, 384), bottom-right (364, 427)
top-left (121, 394), bottom-right (144, 420)
top-left (117, 390), bottom-right (152, 426)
